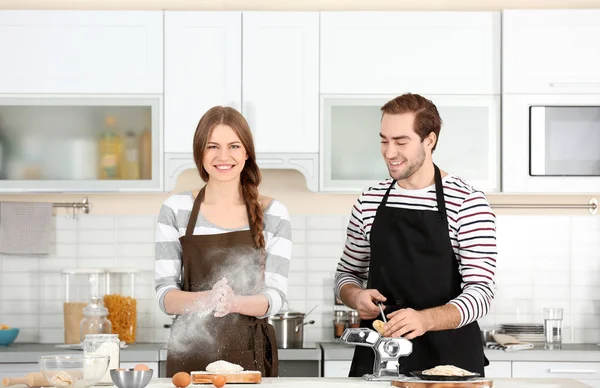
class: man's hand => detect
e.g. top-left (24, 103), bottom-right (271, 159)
top-left (353, 289), bottom-right (387, 320)
top-left (384, 308), bottom-right (431, 340)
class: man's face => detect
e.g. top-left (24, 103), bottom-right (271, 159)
top-left (380, 112), bottom-right (432, 181)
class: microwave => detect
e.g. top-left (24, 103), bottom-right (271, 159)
top-left (503, 94), bottom-right (600, 193)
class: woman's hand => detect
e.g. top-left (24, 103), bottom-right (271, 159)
top-left (210, 278), bottom-right (239, 318)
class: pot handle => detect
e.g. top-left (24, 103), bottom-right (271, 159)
top-left (295, 320), bottom-right (315, 333)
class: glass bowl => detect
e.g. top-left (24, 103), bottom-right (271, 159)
top-left (39, 355), bottom-right (110, 388)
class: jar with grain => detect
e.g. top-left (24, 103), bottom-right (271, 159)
top-left (62, 269), bottom-right (107, 344)
top-left (104, 269), bottom-right (139, 344)
top-left (333, 311), bottom-right (348, 339)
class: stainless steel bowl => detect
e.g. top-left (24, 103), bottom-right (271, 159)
top-left (481, 329), bottom-right (497, 344)
top-left (110, 369), bottom-right (153, 388)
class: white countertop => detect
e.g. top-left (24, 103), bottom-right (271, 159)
top-left (140, 377), bottom-right (591, 388)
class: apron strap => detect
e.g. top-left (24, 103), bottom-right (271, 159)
top-left (381, 179), bottom-right (395, 207)
top-left (185, 187), bottom-right (206, 237)
top-left (433, 164), bottom-right (447, 220)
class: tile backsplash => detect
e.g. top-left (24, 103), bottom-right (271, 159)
top-left (0, 213), bottom-right (599, 345)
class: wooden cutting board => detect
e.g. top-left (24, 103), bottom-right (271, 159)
top-left (392, 378), bottom-right (493, 388)
top-left (191, 371), bottom-right (262, 384)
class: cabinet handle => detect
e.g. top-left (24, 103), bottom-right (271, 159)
top-left (549, 82), bottom-right (600, 88)
top-left (548, 369), bottom-right (597, 374)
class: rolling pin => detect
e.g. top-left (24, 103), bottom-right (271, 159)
top-left (2, 372), bottom-right (51, 387)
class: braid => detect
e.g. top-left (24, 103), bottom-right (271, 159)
top-left (242, 181), bottom-right (265, 250)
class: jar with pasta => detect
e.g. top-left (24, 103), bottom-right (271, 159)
top-left (104, 269), bottom-right (139, 344)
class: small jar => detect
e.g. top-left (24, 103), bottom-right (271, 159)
top-left (83, 334), bottom-right (120, 385)
top-left (80, 298), bottom-right (112, 342)
top-left (347, 310), bottom-right (360, 328)
top-left (333, 311), bottom-right (348, 339)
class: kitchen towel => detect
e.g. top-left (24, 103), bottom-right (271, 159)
top-left (486, 333), bottom-right (535, 352)
top-left (0, 201), bottom-right (53, 255)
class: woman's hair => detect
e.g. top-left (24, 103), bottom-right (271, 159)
top-left (193, 106), bottom-right (266, 251)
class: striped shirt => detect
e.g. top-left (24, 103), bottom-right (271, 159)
top-left (334, 175), bottom-right (497, 327)
top-left (155, 191), bottom-right (292, 318)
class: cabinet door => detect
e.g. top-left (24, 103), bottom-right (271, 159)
top-left (512, 361), bottom-right (600, 384)
top-left (164, 11), bottom-right (242, 154)
top-left (0, 11), bottom-right (163, 94)
top-left (321, 95), bottom-right (500, 193)
top-left (503, 10), bottom-right (600, 94)
top-left (242, 12), bottom-right (319, 153)
top-left (485, 361), bottom-right (512, 378)
top-left (0, 363), bottom-right (40, 383)
top-left (323, 361), bottom-right (352, 377)
top-left (320, 12), bottom-right (500, 95)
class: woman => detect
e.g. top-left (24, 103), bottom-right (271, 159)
top-left (154, 106), bottom-right (291, 377)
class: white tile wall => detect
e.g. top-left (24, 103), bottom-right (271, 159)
top-left (0, 214), bottom-right (598, 345)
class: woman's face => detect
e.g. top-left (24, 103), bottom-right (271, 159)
top-left (202, 124), bottom-right (248, 183)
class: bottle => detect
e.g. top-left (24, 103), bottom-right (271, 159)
top-left (122, 131), bottom-right (140, 180)
top-left (333, 311), bottom-right (348, 339)
top-left (139, 128), bottom-right (151, 180)
top-left (79, 298), bottom-right (112, 342)
top-left (98, 116), bottom-right (122, 179)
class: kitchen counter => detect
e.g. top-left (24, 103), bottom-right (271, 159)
top-left (319, 342), bottom-right (600, 362)
top-left (118, 377), bottom-right (590, 388)
top-left (0, 343), bottom-right (163, 363)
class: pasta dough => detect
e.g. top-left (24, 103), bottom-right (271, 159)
top-left (422, 365), bottom-right (476, 376)
top-left (372, 320), bottom-right (385, 335)
top-left (205, 360), bottom-right (244, 374)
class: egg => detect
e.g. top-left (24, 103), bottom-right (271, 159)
top-left (134, 364), bottom-right (150, 371)
top-left (172, 372), bottom-right (191, 388)
top-left (211, 375), bottom-right (226, 388)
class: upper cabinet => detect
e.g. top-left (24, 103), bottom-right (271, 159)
top-left (242, 12), bottom-right (319, 154)
top-left (0, 11), bottom-right (163, 95)
top-left (320, 12), bottom-right (501, 95)
top-left (164, 11), bottom-right (242, 154)
top-left (503, 10), bottom-right (600, 94)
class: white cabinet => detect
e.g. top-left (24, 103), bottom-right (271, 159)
top-left (242, 12), bottom-right (319, 154)
top-left (485, 361), bottom-right (512, 378)
top-left (0, 363), bottom-right (41, 383)
top-left (323, 360), bottom-right (352, 377)
top-left (320, 12), bottom-right (500, 95)
top-left (321, 94), bottom-right (500, 193)
top-left (0, 11), bottom-right (163, 94)
top-left (164, 11), bottom-right (242, 154)
top-left (512, 361), bottom-right (600, 388)
top-left (503, 10), bottom-right (600, 94)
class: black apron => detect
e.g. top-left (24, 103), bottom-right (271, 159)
top-left (348, 165), bottom-right (487, 377)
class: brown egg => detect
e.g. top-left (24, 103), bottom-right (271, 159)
top-left (211, 375), bottom-right (226, 388)
top-left (134, 364), bottom-right (150, 371)
top-left (172, 372), bottom-right (191, 388)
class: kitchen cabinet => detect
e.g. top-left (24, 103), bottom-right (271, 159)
top-left (320, 12), bottom-right (500, 95)
top-left (322, 360), bottom-right (351, 377)
top-left (320, 95), bottom-right (500, 193)
top-left (512, 361), bottom-right (600, 388)
top-left (0, 363), bottom-right (40, 383)
top-left (503, 10), bottom-right (600, 94)
top-left (0, 11), bottom-right (163, 95)
top-left (164, 11), bottom-right (319, 192)
top-left (485, 361), bottom-right (512, 378)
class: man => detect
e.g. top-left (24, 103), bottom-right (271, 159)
top-left (334, 93), bottom-right (497, 376)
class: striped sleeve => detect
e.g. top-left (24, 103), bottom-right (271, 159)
top-left (154, 198), bottom-right (184, 315)
top-left (260, 200), bottom-right (292, 318)
top-left (334, 195), bottom-right (371, 299)
top-left (448, 190), bottom-right (497, 327)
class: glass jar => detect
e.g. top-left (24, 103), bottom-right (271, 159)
top-left (80, 298), bottom-right (112, 342)
top-left (83, 334), bottom-right (120, 385)
top-left (104, 269), bottom-right (139, 344)
top-left (347, 310), bottom-right (360, 328)
top-left (333, 310), bottom-right (348, 339)
top-left (62, 269), bottom-right (106, 344)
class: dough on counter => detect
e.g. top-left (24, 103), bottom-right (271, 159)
top-left (422, 365), bottom-right (476, 376)
top-left (205, 360), bottom-right (244, 374)
top-left (372, 320), bottom-right (385, 335)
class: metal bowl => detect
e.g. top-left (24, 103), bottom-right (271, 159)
top-left (481, 329), bottom-right (497, 344)
top-left (110, 369), bottom-right (153, 388)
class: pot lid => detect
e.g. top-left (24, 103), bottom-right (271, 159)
top-left (270, 311), bottom-right (305, 320)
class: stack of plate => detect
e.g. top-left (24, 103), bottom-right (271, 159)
top-left (500, 323), bottom-right (545, 343)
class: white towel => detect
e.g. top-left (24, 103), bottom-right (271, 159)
top-left (0, 201), bottom-right (54, 255)
top-left (488, 333), bottom-right (535, 352)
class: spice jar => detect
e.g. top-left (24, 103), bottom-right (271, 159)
top-left (80, 298), bottom-right (112, 342)
top-left (83, 334), bottom-right (120, 385)
top-left (347, 310), bottom-right (360, 328)
top-left (104, 269), bottom-right (139, 344)
top-left (63, 269), bottom-right (106, 344)
top-left (333, 311), bottom-right (347, 339)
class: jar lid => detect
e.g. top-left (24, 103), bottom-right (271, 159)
top-left (334, 311), bottom-right (347, 317)
top-left (83, 299), bottom-right (108, 317)
top-left (84, 334), bottom-right (119, 341)
top-left (347, 310), bottom-right (359, 317)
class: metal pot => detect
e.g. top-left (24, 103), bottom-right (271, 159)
top-left (268, 312), bottom-right (315, 349)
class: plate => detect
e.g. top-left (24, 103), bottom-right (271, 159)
top-left (410, 371), bottom-right (481, 381)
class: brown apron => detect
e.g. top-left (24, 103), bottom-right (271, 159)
top-left (165, 188), bottom-right (279, 377)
